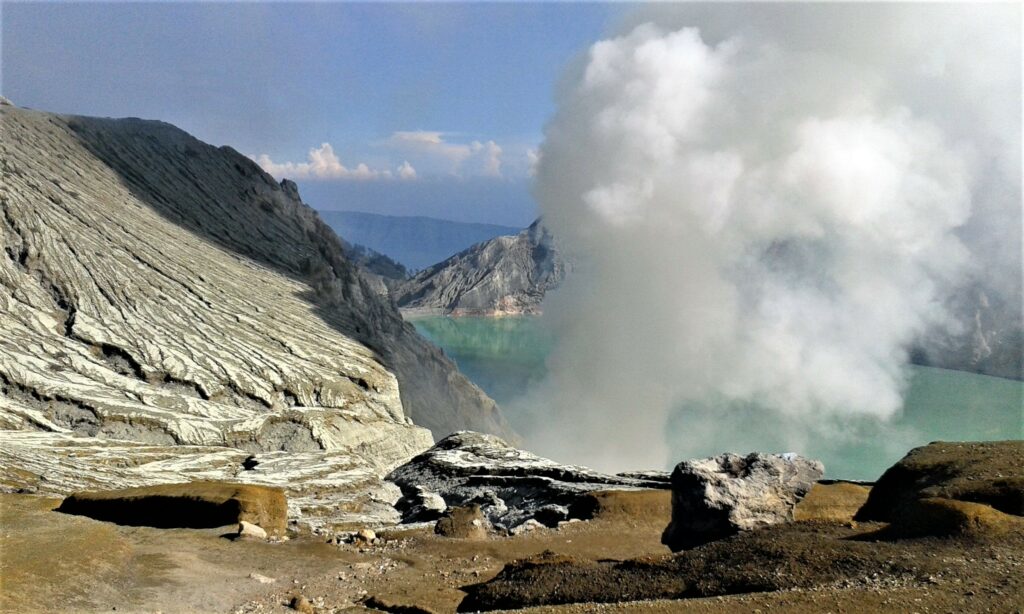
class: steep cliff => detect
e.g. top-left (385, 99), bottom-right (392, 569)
top-left (394, 220), bottom-right (567, 316)
top-left (0, 102), bottom-right (511, 527)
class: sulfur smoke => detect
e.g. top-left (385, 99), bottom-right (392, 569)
top-left (525, 4), bottom-right (1021, 472)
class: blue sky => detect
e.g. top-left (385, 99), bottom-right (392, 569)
top-left (2, 2), bottom-right (627, 225)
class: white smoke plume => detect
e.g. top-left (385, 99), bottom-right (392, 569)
top-left (526, 4), bottom-right (1021, 472)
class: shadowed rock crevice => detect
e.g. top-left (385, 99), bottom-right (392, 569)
top-left (56, 482), bottom-right (288, 535)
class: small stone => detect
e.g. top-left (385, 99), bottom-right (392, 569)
top-left (510, 519), bottom-right (544, 536)
top-left (355, 528), bottom-right (376, 544)
top-left (435, 505), bottom-right (488, 539)
top-left (237, 521), bottom-right (268, 540)
top-left (288, 595), bottom-right (314, 613)
top-left (248, 572), bottom-right (276, 584)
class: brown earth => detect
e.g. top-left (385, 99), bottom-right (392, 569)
top-left (857, 440), bottom-right (1024, 520)
top-left (792, 482), bottom-right (870, 522)
top-left (2, 483), bottom-right (1022, 614)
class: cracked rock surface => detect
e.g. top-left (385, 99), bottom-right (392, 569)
top-left (0, 102), bottom-right (510, 529)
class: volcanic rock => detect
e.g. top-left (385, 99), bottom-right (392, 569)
top-left (0, 103), bottom-right (514, 529)
top-left (393, 220), bottom-right (567, 316)
top-left (57, 482), bottom-right (287, 536)
top-left (354, 528), bottom-right (377, 544)
top-left (661, 452), bottom-right (823, 551)
top-left (394, 485), bottom-right (448, 522)
top-left (434, 504), bottom-right (488, 539)
top-left (238, 520), bottom-right (268, 540)
top-left (855, 440), bottom-right (1024, 521)
top-left (386, 431), bottom-right (670, 531)
top-left (289, 595), bottom-right (314, 613)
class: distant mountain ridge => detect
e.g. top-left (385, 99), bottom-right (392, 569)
top-left (317, 210), bottom-right (520, 271)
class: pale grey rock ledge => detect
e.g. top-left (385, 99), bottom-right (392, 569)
top-left (0, 427), bottom-right (431, 534)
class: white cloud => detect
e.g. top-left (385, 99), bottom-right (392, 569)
top-left (526, 148), bottom-right (541, 176)
top-left (253, 143), bottom-right (394, 181)
top-left (397, 160), bottom-right (417, 180)
top-left (526, 6), bottom-right (1016, 470)
top-left (387, 130), bottom-right (504, 177)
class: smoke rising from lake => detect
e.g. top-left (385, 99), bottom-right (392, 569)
top-left (524, 4), bottom-right (1021, 471)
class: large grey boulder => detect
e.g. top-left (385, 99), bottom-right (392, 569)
top-left (661, 452), bottom-right (823, 551)
top-left (387, 431), bottom-right (670, 531)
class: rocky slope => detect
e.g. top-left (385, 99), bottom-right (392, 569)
top-left (394, 219), bottom-right (568, 316)
top-left (0, 101), bottom-right (510, 528)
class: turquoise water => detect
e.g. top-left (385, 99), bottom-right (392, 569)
top-left (413, 316), bottom-right (1023, 480)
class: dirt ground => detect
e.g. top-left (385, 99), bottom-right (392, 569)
top-left (1, 488), bottom-right (1021, 614)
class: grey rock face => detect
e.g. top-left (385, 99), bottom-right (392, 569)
top-left (0, 104), bottom-right (512, 528)
top-left (661, 452), bottom-right (823, 551)
top-left (911, 284), bottom-right (1023, 381)
top-left (393, 220), bottom-right (568, 316)
top-left (386, 431), bottom-right (669, 531)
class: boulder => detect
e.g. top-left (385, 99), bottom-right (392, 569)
top-left (661, 452), bottom-right (823, 551)
top-left (56, 481), bottom-right (287, 536)
top-left (386, 431), bottom-right (670, 532)
top-left (289, 595), bottom-right (314, 613)
top-left (354, 528), bottom-right (377, 544)
top-left (435, 505), bottom-right (489, 539)
top-left (394, 485), bottom-right (448, 522)
top-left (855, 440), bottom-right (1023, 521)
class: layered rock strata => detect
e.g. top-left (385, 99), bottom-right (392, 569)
top-left (0, 102), bottom-right (510, 529)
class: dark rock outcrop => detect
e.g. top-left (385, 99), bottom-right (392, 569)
top-left (57, 481), bottom-right (287, 536)
top-left (393, 220), bottom-right (567, 316)
top-left (661, 452), bottom-right (823, 551)
top-left (855, 440), bottom-right (1024, 521)
top-left (386, 431), bottom-right (669, 531)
